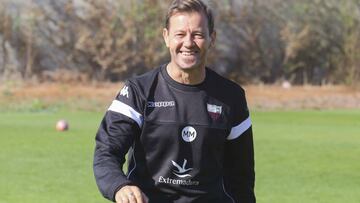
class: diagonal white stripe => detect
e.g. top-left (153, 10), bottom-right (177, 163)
top-left (227, 116), bottom-right (252, 140)
top-left (108, 100), bottom-right (143, 127)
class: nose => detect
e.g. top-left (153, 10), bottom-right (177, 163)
top-left (183, 34), bottom-right (194, 47)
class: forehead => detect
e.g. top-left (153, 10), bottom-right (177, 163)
top-left (168, 11), bottom-right (208, 31)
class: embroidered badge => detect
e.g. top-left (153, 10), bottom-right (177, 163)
top-left (207, 104), bottom-right (222, 120)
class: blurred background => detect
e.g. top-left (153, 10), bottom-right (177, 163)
top-left (0, 0), bottom-right (359, 202)
top-left (1, 0), bottom-right (359, 85)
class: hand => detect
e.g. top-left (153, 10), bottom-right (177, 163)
top-left (115, 185), bottom-right (148, 203)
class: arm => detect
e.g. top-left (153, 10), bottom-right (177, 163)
top-left (93, 82), bottom-right (144, 201)
top-left (223, 90), bottom-right (255, 202)
top-left (94, 111), bottom-right (140, 201)
top-left (224, 127), bottom-right (255, 202)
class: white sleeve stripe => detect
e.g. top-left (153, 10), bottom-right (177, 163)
top-left (227, 116), bottom-right (252, 140)
top-left (107, 100), bottom-right (143, 127)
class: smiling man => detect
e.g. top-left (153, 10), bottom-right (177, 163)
top-left (93, 0), bottom-right (255, 203)
top-left (163, 6), bottom-right (215, 85)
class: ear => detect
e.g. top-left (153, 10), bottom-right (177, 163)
top-left (209, 31), bottom-right (216, 48)
top-left (163, 28), bottom-right (170, 48)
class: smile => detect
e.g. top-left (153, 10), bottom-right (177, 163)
top-left (180, 51), bottom-right (198, 56)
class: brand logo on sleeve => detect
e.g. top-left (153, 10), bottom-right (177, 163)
top-left (120, 85), bottom-right (129, 98)
top-left (181, 126), bottom-right (197, 142)
top-left (207, 104), bottom-right (222, 120)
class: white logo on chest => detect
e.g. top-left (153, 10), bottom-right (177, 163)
top-left (171, 159), bottom-right (193, 178)
top-left (181, 126), bottom-right (197, 142)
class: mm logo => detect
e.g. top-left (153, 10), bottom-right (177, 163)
top-left (181, 126), bottom-right (197, 142)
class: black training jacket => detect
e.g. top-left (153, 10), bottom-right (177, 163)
top-left (94, 64), bottom-right (255, 203)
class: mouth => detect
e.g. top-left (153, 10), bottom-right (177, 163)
top-left (179, 50), bottom-right (198, 56)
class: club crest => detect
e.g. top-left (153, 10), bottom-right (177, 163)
top-left (207, 104), bottom-right (222, 120)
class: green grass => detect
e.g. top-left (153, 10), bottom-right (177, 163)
top-left (0, 110), bottom-right (359, 202)
top-left (0, 111), bottom-right (108, 203)
top-left (253, 110), bottom-right (360, 203)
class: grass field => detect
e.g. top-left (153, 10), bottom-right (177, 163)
top-left (253, 110), bottom-right (360, 203)
top-left (0, 110), bottom-right (359, 202)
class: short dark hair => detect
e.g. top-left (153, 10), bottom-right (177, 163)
top-left (165, 0), bottom-right (214, 35)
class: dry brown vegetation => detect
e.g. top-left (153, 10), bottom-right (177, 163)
top-left (1, 0), bottom-right (359, 85)
top-left (245, 85), bottom-right (360, 109)
top-left (1, 83), bottom-right (359, 111)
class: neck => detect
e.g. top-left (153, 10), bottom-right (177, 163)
top-left (166, 63), bottom-right (206, 85)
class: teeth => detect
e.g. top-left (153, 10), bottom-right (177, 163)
top-left (181, 51), bottom-right (196, 56)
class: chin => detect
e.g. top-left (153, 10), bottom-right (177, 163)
top-left (179, 65), bottom-right (196, 70)
top-left (176, 61), bottom-right (201, 70)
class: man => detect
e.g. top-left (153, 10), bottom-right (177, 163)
top-left (93, 0), bottom-right (255, 202)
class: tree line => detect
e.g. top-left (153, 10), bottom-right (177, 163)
top-left (0, 0), bottom-right (359, 85)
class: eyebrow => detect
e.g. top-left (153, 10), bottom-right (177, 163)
top-left (173, 28), bottom-right (205, 33)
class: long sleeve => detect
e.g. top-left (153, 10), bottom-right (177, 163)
top-left (224, 128), bottom-right (255, 202)
top-left (93, 81), bottom-right (145, 201)
top-left (223, 89), bottom-right (255, 203)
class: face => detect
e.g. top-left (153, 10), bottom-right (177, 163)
top-left (163, 11), bottom-right (215, 71)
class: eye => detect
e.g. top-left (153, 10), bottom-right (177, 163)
top-left (175, 33), bottom-right (185, 37)
top-left (193, 33), bottom-right (205, 39)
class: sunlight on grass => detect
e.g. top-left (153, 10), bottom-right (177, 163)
top-left (0, 110), bottom-right (359, 202)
